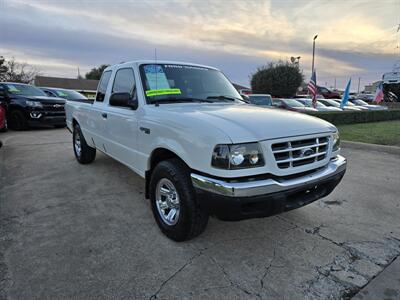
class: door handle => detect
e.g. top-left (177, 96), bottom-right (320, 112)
top-left (101, 113), bottom-right (107, 119)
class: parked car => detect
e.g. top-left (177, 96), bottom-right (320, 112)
top-left (273, 98), bottom-right (318, 112)
top-left (318, 99), bottom-right (361, 111)
top-left (331, 99), bottom-right (369, 111)
top-left (248, 94), bottom-right (273, 107)
top-left (40, 87), bottom-right (90, 102)
top-left (296, 98), bottom-right (342, 112)
top-left (356, 93), bottom-right (375, 103)
top-left (0, 82), bottom-right (66, 130)
top-left (317, 86), bottom-right (341, 99)
top-left (65, 60), bottom-right (346, 241)
top-left (350, 99), bottom-right (388, 110)
top-left (0, 98), bottom-right (6, 132)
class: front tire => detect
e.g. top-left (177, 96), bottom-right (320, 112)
top-left (73, 124), bottom-right (96, 164)
top-left (150, 158), bottom-right (209, 241)
top-left (9, 110), bottom-right (28, 131)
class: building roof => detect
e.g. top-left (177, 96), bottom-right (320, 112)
top-left (34, 76), bottom-right (99, 91)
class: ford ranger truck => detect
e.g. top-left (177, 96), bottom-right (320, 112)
top-left (65, 61), bottom-right (346, 242)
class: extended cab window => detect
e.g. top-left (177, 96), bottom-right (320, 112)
top-left (96, 70), bottom-right (112, 102)
top-left (112, 68), bottom-right (136, 96)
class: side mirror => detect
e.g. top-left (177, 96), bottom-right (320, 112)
top-left (109, 92), bottom-right (138, 109)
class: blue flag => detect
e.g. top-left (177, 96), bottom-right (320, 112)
top-left (340, 78), bottom-right (351, 109)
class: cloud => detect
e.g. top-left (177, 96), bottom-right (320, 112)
top-left (1, 0), bottom-right (398, 89)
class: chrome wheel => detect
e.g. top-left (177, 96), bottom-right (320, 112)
top-left (156, 178), bottom-right (180, 226)
top-left (74, 131), bottom-right (81, 157)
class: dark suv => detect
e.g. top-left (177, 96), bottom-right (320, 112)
top-left (0, 82), bottom-right (66, 130)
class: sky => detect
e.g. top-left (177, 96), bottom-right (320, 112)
top-left (1, 0), bottom-right (399, 91)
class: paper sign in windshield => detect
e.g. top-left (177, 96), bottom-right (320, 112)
top-left (145, 88), bottom-right (181, 97)
top-left (144, 65), bottom-right (170, 90)
top-left (6, 84), bottom-right (20, 92)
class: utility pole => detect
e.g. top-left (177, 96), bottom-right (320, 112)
top-left (311, 34), bottom-right (318, 73)
top-left (357, 77), bottom-right (361, 94)
top-left (334, 78), bottom-right (336, 90)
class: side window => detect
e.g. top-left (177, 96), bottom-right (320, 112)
top-left (96, 70), bottom-right (112, 102)
top-left (112, 68), bottom-right (136, 99)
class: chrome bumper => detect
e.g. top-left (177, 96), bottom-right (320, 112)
top-left (191, 155), bottom-right (347, 197)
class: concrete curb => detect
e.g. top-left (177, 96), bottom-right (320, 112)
top-left (341, 140), bottom-right (400, 155)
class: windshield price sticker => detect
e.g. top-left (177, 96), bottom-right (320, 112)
top-left (145, 88), bottom-right (182, 97)
top-left (143, 65), bottom-right (170, 90)
top-left (6, 84), bottom-right (20, 92)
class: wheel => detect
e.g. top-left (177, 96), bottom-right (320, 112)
top-left (9, 110), bottom-right (28, 130)
top-left (73, 123), bottom-right (96, 164)
top-left (150, 158), bottom-right (209, 241)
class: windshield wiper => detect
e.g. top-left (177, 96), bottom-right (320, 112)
top-left (148, 97), bottom-right (214, 105)
top-left (207, 95), bottom-right (244, 102)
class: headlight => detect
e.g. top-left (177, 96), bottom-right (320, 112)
top-left (332, 132), bottom-right (340, 151)
top-left (212, 143), bottom-right (265, 169)
top-left (26, 100), bottom-right (43, 108)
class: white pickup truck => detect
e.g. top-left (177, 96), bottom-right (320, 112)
top-left (66, 61), bottom-right (346, 241)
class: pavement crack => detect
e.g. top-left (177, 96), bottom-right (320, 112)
top-left (206, 252), bottom-right (261, 299)
top-left (148, 250), bottom-right (203, 300)
top-left (260, 248), bottom-right (276, 289)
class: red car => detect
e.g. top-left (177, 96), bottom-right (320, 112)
top-left (0, 101), bottom-right (6, 132)
top-left (317, 86), bottom-right (340, 99)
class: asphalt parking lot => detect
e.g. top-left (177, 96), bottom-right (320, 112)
top-left (1, 129), bottom-right (399, 299)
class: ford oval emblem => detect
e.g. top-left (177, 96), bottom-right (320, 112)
top-left (301, 148), bottom-right (314, 157)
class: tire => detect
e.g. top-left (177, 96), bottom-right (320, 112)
top-left (9, 110), bottom-right (28, 131)
top-left (73, 123), bottom-right (96, 164)
top-left (150, 158), bottom-right (209, 241)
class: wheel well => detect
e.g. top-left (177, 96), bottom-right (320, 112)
top-left (72, 118), bottom-right (78, 127)
top-left (145, 148), bottom-right (185, 199)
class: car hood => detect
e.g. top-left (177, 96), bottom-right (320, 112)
top-left (155, 103), bottom-right (336, 143)
top-left (294, 106), bottom-right (318, 112)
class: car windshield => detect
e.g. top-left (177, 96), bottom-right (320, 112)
top-left (325, 100), bottom-right (340, 107)
top-left (248, 95), bottom-right (272, 106)
top-left (139, 64), bottom-right (242, 104)
top-left (300, 99), bottom-right (326, 108)
top-left (54, 89), bottom-right (86, 100)
top-left (283, 99), bottom-right (304, 107)
top-left (4, 83), bottom-right (46, 96)
top-left (354, 99), bottom-right (368, 105)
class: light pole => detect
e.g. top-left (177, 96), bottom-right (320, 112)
top-left (312, 34), bottom-right (318, 73)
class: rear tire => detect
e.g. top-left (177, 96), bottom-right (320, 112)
top-left (150, 158), bottom-right (209, 241)
top-left (9, 110), bottom-right (28, 131)
top-left (73, 124), bottom-right (96, 164)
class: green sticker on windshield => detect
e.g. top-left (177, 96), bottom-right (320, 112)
top-left (6, 84), bottom-right (20, 92)
top-left (145, 88), bottom-right (181, 97)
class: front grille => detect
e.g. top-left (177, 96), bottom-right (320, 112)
top-left (41, 103), bottom-right (65, 111)
top-left (271, 136), bottom-right (329, 169)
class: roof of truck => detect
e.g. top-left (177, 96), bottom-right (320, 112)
top-left (105, 60), bottom-right (219, 71)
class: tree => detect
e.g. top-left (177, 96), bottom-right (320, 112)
top-left (85, 64), bottom-right (109, 80)
top-left (250, 61), bottom-right (303, 97)
top-left (0, 56), bottom-right (39, 84)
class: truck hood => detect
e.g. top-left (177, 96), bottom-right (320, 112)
top-left (157, 103), bottom-right (336, 143)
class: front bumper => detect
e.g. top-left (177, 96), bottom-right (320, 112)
top-left (191, 155), bottom-right (346, 220)
top-left (27, 109), bottom-right (66, 126)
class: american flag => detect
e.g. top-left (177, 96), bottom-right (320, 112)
top-left (373, 81), bottom-right (384, 104)
top-left (308, 70), bottom-right (317, 108)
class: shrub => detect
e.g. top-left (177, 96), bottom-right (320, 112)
top-left (309, 110), bottom-right (400, 125)
top-left (250, 61), bottom-right (303, 97)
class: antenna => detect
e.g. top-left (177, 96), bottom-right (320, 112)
top-left (154, 48), bottom-right (158, 91)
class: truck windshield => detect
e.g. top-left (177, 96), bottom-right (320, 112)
top-left (139, 64), bottom-right (242, 104)
top-left (54, 89), bottom-right (87, 100)
top-left (4, 84), bottom-right (47, 97)
top-left (248, 95), bottom-right (272, 106)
